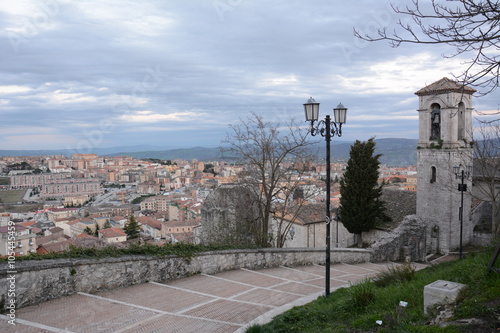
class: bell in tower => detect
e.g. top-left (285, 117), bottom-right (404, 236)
top-left (430, 104), bottom-right (441, 140)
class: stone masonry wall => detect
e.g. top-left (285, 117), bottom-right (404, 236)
top-left (370, 215), bottom-right (427, 262)
top-left (0, 248), bottom-right (372, 310)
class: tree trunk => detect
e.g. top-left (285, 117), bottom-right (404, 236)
top-left (357, 233), bottom-right (363, 248)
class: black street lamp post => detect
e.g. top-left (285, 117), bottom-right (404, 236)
top-left (303, 97), bottom-right (347, 297)
top-left (453, 164), bottom-right (472, 259)
top-left (334, 207), bottom-right (340, 248)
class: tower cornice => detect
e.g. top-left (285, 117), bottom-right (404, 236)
top-left (415, 77), bottom-right (476, 96)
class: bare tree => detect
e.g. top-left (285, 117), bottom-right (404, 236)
top-left (354, 0), bottom-right (500, 96)
top-left (222, 113), bottom-right (314, 247)
top-left (270, 162), bottom-right (314, 248)
top-left (472, 123), bottom-right (500, 235)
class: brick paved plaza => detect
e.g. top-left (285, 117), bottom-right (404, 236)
top-left (0, 262), bottom-right (428, 333)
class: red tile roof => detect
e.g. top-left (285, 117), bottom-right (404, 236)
top-left (98, 227), bottom-right (126, 238)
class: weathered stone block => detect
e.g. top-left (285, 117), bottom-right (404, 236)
top-left (423, 280), bottom-right (466, 315)
top-left (370, 215), bottom-right (427, 262)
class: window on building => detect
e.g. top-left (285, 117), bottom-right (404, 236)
top-left (458, 102), bottom-right (465, 140)
top-left (431, 166), bottom-right (436, 183)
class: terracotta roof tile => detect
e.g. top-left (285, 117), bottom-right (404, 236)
top-left (415, 77), bottom-right (476, 96)
top-left (98, 227), bottom-right (126, 238)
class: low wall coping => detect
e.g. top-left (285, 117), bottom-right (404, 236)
top-left (0, 247), bottom-right (373, 275)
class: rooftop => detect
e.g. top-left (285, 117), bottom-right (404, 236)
top-left (98, 227), bottom-right (127, 238)
top-left (414, 77), bottom-right (476, 96)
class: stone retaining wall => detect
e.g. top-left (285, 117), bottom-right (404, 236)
top-left (0, 247), bottom-right (372, 310)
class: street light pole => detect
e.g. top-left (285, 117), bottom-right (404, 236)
top-left (325, 115), bottom-right (332, 295)
top-left (334, 207), bottom-right (340, 248)
top-left (459, 170), bottom-right (465, 259)
top-left (453, 164), bottom-right (472, 259)
top-left (304, 97), bottom-right (347, 297)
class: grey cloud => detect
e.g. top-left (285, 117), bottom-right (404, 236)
top-left (0, 0), bottom-right (493, 150)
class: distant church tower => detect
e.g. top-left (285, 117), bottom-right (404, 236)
top-left (415, 78), bottom-right (475, 254)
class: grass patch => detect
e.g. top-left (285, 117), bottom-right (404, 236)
top-left (131, 194), bottom-right (155, 204)
top-left (348, 278), bottom-right (376, 309)
top-left (0, 203), bottom-right (43, 213)
top-left (248, 248), bottom-right (500, 332)
top-left (0, 190), bottom-right (26, 204)
top-left (374, 262), bottom-right (416, 287)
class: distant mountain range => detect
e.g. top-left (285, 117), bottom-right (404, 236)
top-left (0, 138), bottom-right (418, 166)
top-left (0, 145), bottom-right (168, 158)
top-left (328, 138), bottom-right (418, 166)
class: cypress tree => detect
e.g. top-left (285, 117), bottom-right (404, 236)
top-left (339, 138), bottom-right (390, 247)
top-left (124, 216), bottom-right (141, 239)
top-left (83, 226), bottom-right (93, 236)
top-left (103, 220), bottom-right (112, 229)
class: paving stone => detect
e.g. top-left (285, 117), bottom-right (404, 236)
top-left (0, 320), bottom-right (53, 333)
top-left (165, 275), bottom-right (252, 298)
top-left (15, 294), bottom-right (158, 333)
top-left (336, 263), bottom-right (379, 275)
top-left (271, 281), bottom-right (323, 295)
top-left (233, 288), bottom-right (301, 307)
top-left (211, 269), bottom-right (287, 288)
top-left (121, 314), bottom-right (240, 333)
top-left (335, 274), bottom-right (369, 284)
top-left (184, 299), bottom-right (271, 324)
top-left (250, 266), bottom-right (322, 281)
top-left (306, 277), bottom-right (350, 289)
top-left (97, 283), bottom-right (214, 313)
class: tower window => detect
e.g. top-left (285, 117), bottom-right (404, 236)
top-left (458, 102), bottom-right (465, 140)
top-left (430, 104), bottom-right (441, 140)
top-left (430, 166), bottom-right (436, 183)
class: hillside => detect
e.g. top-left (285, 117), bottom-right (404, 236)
top-left (316, 138), bottom-right (417, 166)
top-left (0, 138), bottom-right (418, 166)
top-left (107, 147), bottom-right (227, 161)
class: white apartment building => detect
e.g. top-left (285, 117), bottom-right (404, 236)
top-left (0, 224), bottom-right (36, 256)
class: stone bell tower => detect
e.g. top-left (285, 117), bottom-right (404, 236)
top-left (415, 78), bottom-right (475, 254)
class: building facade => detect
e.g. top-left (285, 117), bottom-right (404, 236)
top-left (415, 78), bottom-right (475, 254)
top-left (10, 173), bottom-right (69, 189)
top-left (41, 178), bottom-right (101, 199)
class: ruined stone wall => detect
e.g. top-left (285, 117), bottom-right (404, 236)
top-left (370, 215), bottom-right (427, 262)
top-left (0, 248), bottom-right (372, 310)
top-left (199, 184), bottom-right (261, 245)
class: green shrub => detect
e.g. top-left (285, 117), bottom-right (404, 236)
top-left (374, 262), bottom-right (416, 287)
top-left (348, 278), bottom-right (376, 309)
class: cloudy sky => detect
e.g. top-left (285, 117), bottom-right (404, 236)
top-left (0, 0), bottom-right (497, 152)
